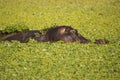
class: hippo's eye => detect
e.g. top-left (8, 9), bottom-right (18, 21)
top-left (65, 28), bottom-right (71, 32)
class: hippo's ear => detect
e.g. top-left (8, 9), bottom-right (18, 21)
top-left (70, 29), bottom-right (77, 34)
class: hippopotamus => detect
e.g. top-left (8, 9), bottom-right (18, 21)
top-left (94, 39), bottom-right (109, 44)
top-left (0, 30), bottom-right (42, 43)
top-left (37, 26), bottom-right (90, 43)
top-left (0, 26), bottom-right (108, 44)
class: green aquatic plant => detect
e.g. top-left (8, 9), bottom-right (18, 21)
top-left (3, 23), bottom-right (29, 33)
top-left (0, 0), bottom-right (119, 80)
